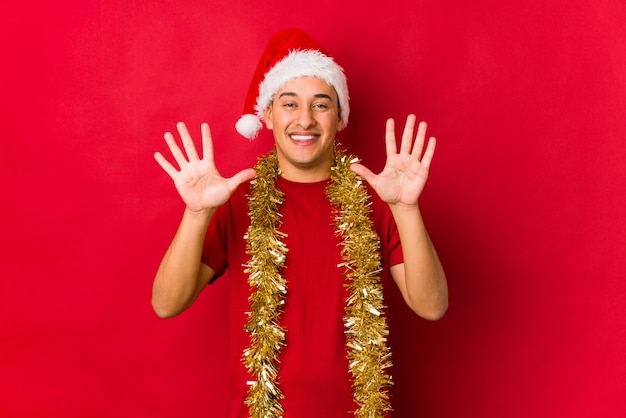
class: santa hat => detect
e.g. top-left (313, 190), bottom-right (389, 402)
top-left (235, 28), bottom-right (350, 140)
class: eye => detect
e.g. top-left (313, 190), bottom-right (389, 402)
top-left (313, 103), bottom-right (329, 111)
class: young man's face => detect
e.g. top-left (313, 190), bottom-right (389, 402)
top-left (263, 76), bottom-right (345, 182)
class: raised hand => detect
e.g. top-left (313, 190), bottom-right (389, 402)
top-left (350, 114), bottom-right (436, 208)
top-left (154, 122), bottom-right (256, 214)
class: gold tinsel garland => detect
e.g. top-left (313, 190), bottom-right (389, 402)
top-left (243, 146), bottom-right (392, 417)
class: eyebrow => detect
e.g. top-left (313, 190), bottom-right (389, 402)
top-left (278, 92), bottom-right (333, 100)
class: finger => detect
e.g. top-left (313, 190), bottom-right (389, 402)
top-left (164, 131), bottom-right (189, 168)
top-left (385, 118), bottom-right (397, 156)
top-left (410, 121), bottom-right (427, 158)
top-left (411, 121), bottom-right (428, 159)
top-left (228, 168), bottom-right (257, 188)
top-left (420, 137), bottom-right (437, 170)
top-left (200, 123), bottom-right (215, 163)
top-left (350, 162), bottom-right (377, 186)
top-left (177, 121), bottom-right (200, 161)
top-left (154, 151), bottom-right (179, 179)
top-left (400, 114), bottom-right (417, 154)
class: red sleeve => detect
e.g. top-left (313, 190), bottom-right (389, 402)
top-left (386, 208), bottom-right (404, 267)
top-left (201, 205), bottom-right (229, 279)
top-left (201, 182), bottom-right (252, 281)
top-left (368, 185), bottom-right (404, 268)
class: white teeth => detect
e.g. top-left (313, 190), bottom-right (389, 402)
top-left (291, 135), bottom-right (316, 141)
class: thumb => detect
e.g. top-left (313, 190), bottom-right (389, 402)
top-left (350, 163), bottom-right (376, 185)
top-left (229, 168), bottom-right (256, 187)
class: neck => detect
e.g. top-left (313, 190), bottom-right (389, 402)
top-left (276, 156), bottom-right (333, 183)
top-left (278, 166), bottom-right (331, 182)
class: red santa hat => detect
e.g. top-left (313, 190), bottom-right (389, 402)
top-left (235, 28), bottom-right (350, 140)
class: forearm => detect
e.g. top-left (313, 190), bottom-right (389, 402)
top-left (152, 207), bottom-right (215, 318)
top-left (390, 205), bottom-right (448, 320)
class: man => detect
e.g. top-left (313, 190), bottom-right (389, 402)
top-left (152, 28), bottom-right (447, 417)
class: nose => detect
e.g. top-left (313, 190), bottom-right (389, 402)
top-left (295, 107), bottom-right (316, 129)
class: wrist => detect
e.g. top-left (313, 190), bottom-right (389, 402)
top-left (184, 206), bottom-right (215, 220)
top-left (389, 202), bottom-right (424, 227)
top-left (389, 202), bottom-right (421, 215)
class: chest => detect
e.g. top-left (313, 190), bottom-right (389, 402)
top-left (279, 186), bottom-right (342, 275)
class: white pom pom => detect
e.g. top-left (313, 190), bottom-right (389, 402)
top-left (235, 114), bottom-right (263, 140)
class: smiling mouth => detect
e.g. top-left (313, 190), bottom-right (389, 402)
top-left (290, 134), bottom-right (318, 143)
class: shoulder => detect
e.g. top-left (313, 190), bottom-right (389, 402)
top-left (365, 183), bottom-right (389, 215)
top-left (231, 180), bottom-right (252, 203)
top-left (212, 180), bottom-right (252, 222)
top-left (364, 183), bottom-right (398, 234)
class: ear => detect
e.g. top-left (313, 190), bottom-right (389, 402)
top-left (336, 109), bottom-right (345, 132)
top-left (263, 105), bottom-right (274, 130)
top-left (337, 117), bottom-right (345, 132)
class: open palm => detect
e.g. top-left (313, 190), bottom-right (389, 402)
top-left (350, 115), bottom-right (435, 208)
top-left (154, 122), bottom-right (256, 214)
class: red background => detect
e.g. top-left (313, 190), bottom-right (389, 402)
top-left (1, 1), bottom-right (625, 417)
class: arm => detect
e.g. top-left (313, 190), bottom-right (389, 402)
top-left (350, 115), bottom-right (448, 320)
top-left (152, 122), bottom-right (256, 318)
top-left (388, 205), bottom-right (448, 320)
top-left (152, 207), bottom-right (215, 319)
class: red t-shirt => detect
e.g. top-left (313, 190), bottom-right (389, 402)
top-left (202, 176), bottom-right (403, 417)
